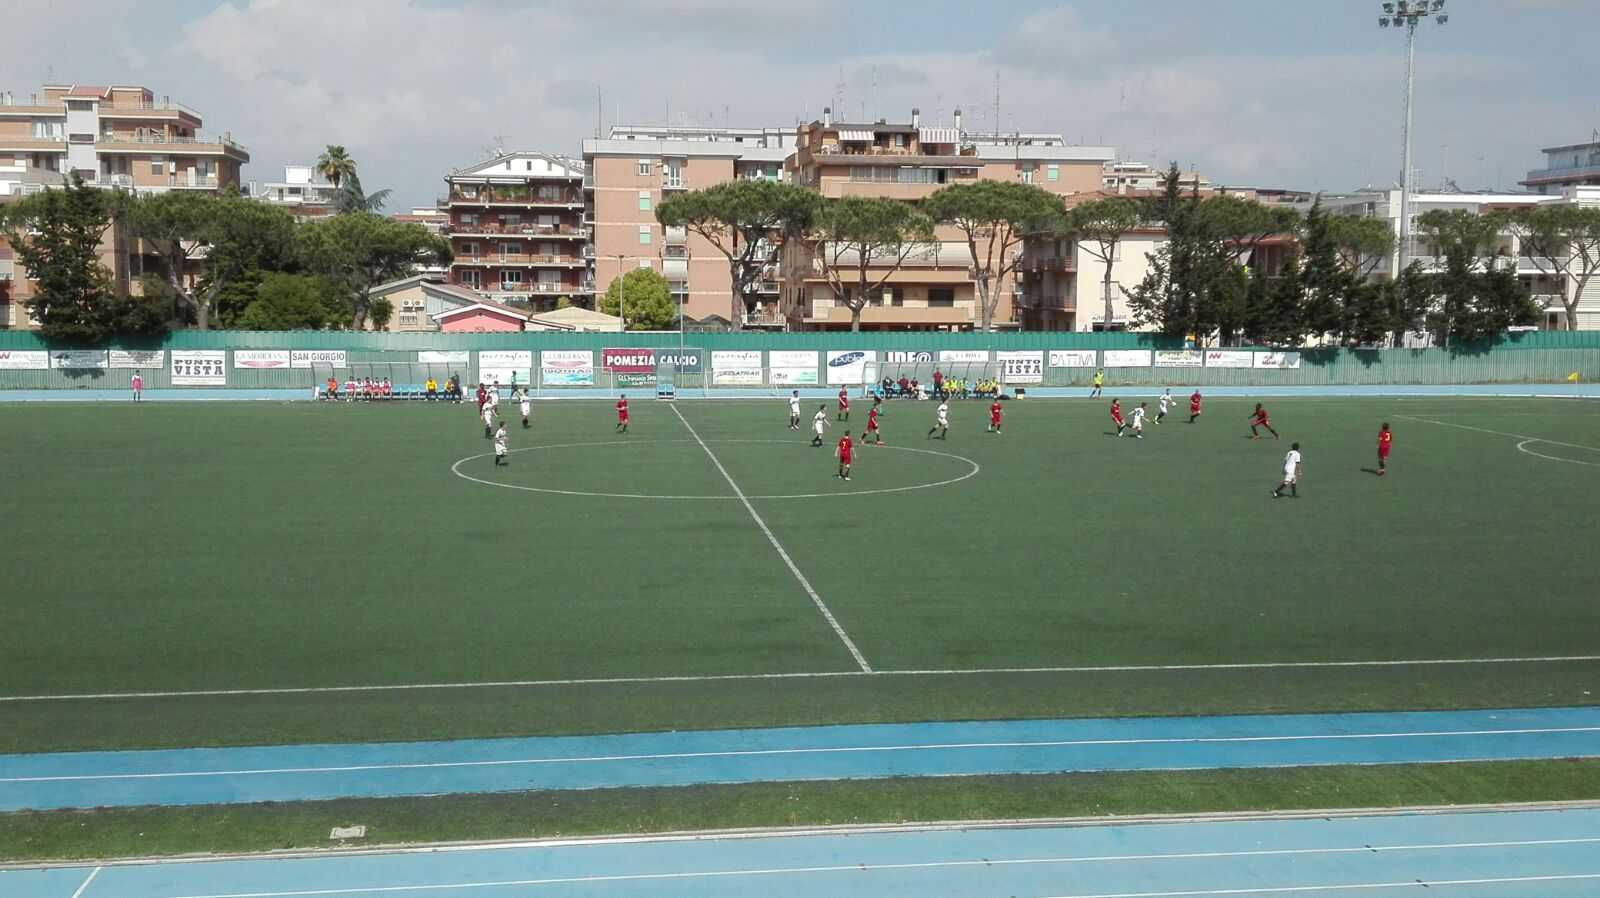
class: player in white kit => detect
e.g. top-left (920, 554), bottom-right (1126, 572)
top-left (1156, 389), bottom-right (1172, 424)
top-left (926, 400), bottom-right (950, 440)
top-left (811, 405), bottom-right (830, 447)
top-left (519, 391), bottom-right (532, 429)
top-left (1127, 402), bottom-right (1147, 438)
top-left (493, 422), bottom-right (509, 466)
top-left (788, 391), bottom-right (802, 430)
top-left (1273, 443), bottom-right (1302, 499)
top-left (482, 401), bottom-right (496, 438)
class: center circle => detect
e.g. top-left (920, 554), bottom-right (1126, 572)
top-left (451, 439), bottom-right (981, 500)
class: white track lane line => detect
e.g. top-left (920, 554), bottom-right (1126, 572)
top-left (669, 404), bottom-right (871, 672)
top-left (67, 866), bottom-right (102, 898)
top-left (7, 655), bottom-right (1600, 702)
top-left (103, 839), bottom-right (1600, 898)
top-left (7, 725), bottom-right (1599, 784)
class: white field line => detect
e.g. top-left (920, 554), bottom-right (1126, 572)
top-left (1519, 440), bottom-right (1600, 467)
top-left (1397, 415), bottom-right (1600, 453)
top-left (67, 866), bottom-right (102, 898)
top-left (6, 655), bottom-right (1600, 703)
top-left (7, 726), bottom-right (1599, 784)
top-left (669, 404), bottom-right (871, 673)
top-left (114, 839), bottom-right (1600, 898)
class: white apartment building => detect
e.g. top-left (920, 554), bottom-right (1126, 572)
top-left (253, 164), bottom-right (337, 218)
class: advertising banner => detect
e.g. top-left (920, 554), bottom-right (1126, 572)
top-left (711, 350), bottom-right (764, 386)
top-left (539, 349), bottom-right (594, 386)
top-left (171, 350), bottom-right (227, 385)
top-left (938, 349), bottom-right (989, 363)
top-left (826, 350), bottom-right (873, 385)
top-left (109, 350), bottom-right (165, 369)
top-left (1154, 350), bottom-right (1204, 369)
top-left (0, 351), bottom-right (49, 370)
top-left (768, 350), bottom-right (818, 369)
top-left (418, 350), bottom-right (469, 365)
top-left (1048, 349), bottom-right (1098, 368)
top-left (1204, 350), bottom-right (1254, 369)
top-left (882, 349), bottom-right (935, 364)
top-left (654, 347), bottom-right (704, 374)
top-left (478, 350), bottom-right (533, 386)
top-left (1254, 351), bottom-right (1302, 370)
top-left (233, 350), bottom-right (291, 370)
top-left (1102, 349), bottom-right (1152, 367)
top-left (770, 368), bottom-right (819, 385)
top-left (291, 350), bottom-right (348, 369)
top-left (996, 350), bottom-right (1044, 384)
top-left (49, 350), bottom-right (109, 369)
top-left (601, 347), bottom-right (656, 373)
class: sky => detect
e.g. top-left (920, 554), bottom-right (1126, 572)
top-left (6, 0), bottom-right (1597, 211)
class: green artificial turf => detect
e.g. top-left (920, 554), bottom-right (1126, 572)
top-left (5, 759), bottom-right (1600, 863)
top-left (2, 396), bottom-right (1598, 753)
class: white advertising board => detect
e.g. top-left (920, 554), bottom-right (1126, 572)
top-left (0, 351), bottom-right (49, 370)
top-left (233, 350), bottom-right (291, 369)
top-left (770, 368), bottom-right (819, 385)
top-left (995, 350), bottom-right (1044, 384)
top-left (711, 350), bottom-right (764, 385)
top-left (768, 350), bottom-right (818, 369)
top-left (170, 350), bottom-right (227, 385)
top-left (1254, 352), bottom-right (1302, 369)
top-left (478, 350), bottom-right (533, 385)
top-left (826, 350), bottom-right (873, 385)
top-left (49, 350), bottom-right (109, 369)
top-left (1102, 349), bottom-right (1152, 368)
top-left (1154, 350), bottom-right (1203, 369)
top-left (938, 349), bottom-right (989, 363)
top-left (1204, 350), bottom-right (1254, 368)
top-left (418, 350), bottom-right (470, 365)
top-left (539, 349), bottom-right (594, 386)
top-left (1048, 349), bottom-right (1097, 368)
top-left (109, 350), bottom-right (166, 369)
top-left (291, 350), bottom-right (348, 369)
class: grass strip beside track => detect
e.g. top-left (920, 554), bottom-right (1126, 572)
top-left (4, 662), bottom-right (1599, 754)
top-left (3, 759), bottom-right (1598, 863)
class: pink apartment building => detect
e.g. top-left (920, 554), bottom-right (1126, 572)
top-left (442, 152), bottom-right (590, 310)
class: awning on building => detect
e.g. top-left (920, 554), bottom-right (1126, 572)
top-left (919, 127), bottom-right (960, 145)
top-left (836, 129), bottom-right (876, 142)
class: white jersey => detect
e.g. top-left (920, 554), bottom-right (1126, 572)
top-left (1131, 407), bottom-right (1146, 427)
top-left (936, 403), bottom-right (949, 425)
top-left (494, 428), bottom-right (508, 455)
top-left (813, 411), bottom-right (828, 434)
top-left (519, 398), bottom-right (531, 416)
top-left (485, 392), bottom-right (499, 410)
top-left (1283, 449), bottom-right (1302, 479)
top-left (789, 396), bottom-right (801, 416)
top-left (482, 406), bottom-right (495, 426)
top-left (1159, 394), bottom-right (1171, 413)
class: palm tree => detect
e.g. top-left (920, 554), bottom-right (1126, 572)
top-left (316, 145), bottom-right (356, 190)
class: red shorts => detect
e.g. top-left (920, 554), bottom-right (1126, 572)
top-left (1111, 414), bottom-right (1124, 425)
top-left (1378, 447), bottom-right (1391, 458)
top-left (1255, 419), bottom-right (1270, 428)
top-left (618, 413), bottom-right (629, 422)
top-left (866, 422), bottom-right (879, 432)
top-left (839, 454), bottom-right (852, 465)
top-left (1191, 405), bottom-right (1201, 413)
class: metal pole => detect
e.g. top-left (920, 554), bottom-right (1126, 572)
top-left (1398, 16), bottom-right (1417, 276)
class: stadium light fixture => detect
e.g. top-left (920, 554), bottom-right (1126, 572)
top-left (1379, 0), bottom-right (1451, 277)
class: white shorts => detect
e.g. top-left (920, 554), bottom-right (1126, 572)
top-left (937, 417), bottom-right (948, 427)
top-left (814, 425), bottom-right (825, 435)
top-left (1282, 471), bottom-right (1297, 483)
top-left (495, 445), bottom-right (507, 457)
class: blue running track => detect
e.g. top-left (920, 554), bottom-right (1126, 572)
top-left (3, 707), bottom-right (1598, 812)
top-left (4, 806), bottom-right (1599, 897)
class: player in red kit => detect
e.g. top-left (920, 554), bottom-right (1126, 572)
top-left (1188, 390), bottom-right (1203, 424)
top-left (1377, 422), bottom-right (1393, 475)
top-left (836, 430), bottom-right (854, 480)
top-left (615, 394), bottom-right (630, 434)
top-left (863, 403), bottom-right (883, 444)
top-left (1249, 402), bottom-right (1279, 440)
top-left (837, 388), bottom-right (851, 421)
top-left (988, 400), bottom-right (1003, 434)
top-left (1110, 399), bottom-right (1126, 435)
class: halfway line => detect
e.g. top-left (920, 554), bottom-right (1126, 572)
top-left (669, 404), bottom-right (871, 672)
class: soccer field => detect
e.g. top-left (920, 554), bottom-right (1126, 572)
top-left (3, 394), bottom-right (1598, 754)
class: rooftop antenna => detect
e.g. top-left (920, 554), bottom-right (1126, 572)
top-left (872, 65), bottom-right (879, 120)
top-left (994, 70), bottom-right (1001, 139)
top-left (834, 66), bottom-right (847, 118)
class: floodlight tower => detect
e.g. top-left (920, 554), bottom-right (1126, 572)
top-left (1379, 0), bottom-right (1449, 275)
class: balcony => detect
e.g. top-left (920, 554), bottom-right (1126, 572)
top-left (662, 175), bottom-right (688, 191)
top-left (582, 245), bottom-right (596, 260)
top-left (459, 253), bottom-right (586, 267)
top-left (661, 246), bottom-right (690, 261)
top-left (445, 223), bottom-right (588, 238)
top-left (95, 132), bottom-right (248, 155)
top-left (447, 186), bottom-right (584, 207)
top-left (1027, 255), bottom-right (1077, 273)
top-left (664, 226), bottom-right (688, 246)
top-left (483, 281), bottom-right (584, 295)
top-left (169, 173), bottom-right (220, 190)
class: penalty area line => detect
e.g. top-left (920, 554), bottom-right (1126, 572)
top-left (669, 403), bottom-right (872, 673)
top-left (6, 655), bottom-right (1600, 703)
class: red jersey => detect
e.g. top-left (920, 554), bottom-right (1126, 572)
top-left (1252, 408), bottom-right (1270, 425)
top-left (990, 402), bottom-right (1003, 422)
top-left (616, 400), bottom-right (629, 420)
top-left (476, 388), bottom-right (487, 408)
top-left (1190, 393), bottom-right (1202, 412)
top-left (1110, 402), bottom-right (1123, 422)
top-left (1378, 430), bottom-right (1393, 456)
top-left (838, 390), bottom-right (849, 409)
top-left (866, 409), bottom-right (879, 430)
top-left (837, 436), bottom-right (853, 460)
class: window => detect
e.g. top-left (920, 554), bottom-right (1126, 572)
top-left (461, 242), bottom-right (479, 257)
top-left (500, 271), bottom-right (523, 290)
top-left (929, 288), bottom-right (955, 308)
top-left (501, 214), bottom-right (520, 228)
top-left (638, 191), bottom-right (652, 211)
top-left (30, 118), bottom-right (64, 139)
top-left (500, 243), bottom-right (518, 259)
top-left (537, 184), bottom-right (561, 200)
top-left (638, 259), bottom-right (653, 269)
top-left (68, 133), bottom-right (94, 144)
top-left (460, 213), bottom-right (477, 226)
top-left (636, 160), bottom-right (652, 176)
top-left (638, 226), bottom-right (652, 245)
top-left (459, 269), bottom-right (481, 288)
top-left (1047, 164), bottom-right (1059, 182)
top-left (150, 156), bottom-right (165, 175)
top-left (1020, 163), bottom-right (1035, 185)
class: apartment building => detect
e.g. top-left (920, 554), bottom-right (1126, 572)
top-left (442, 152), bottom-right (589, 309)
top-left (1520, 135), bottom-right (1600, 195)
top-left (782, 107), bottom-right (1113, 330)
top-left (0, 85), bottom-right (248, 194)
top-left (253, 164), bottom-right (337, 219)
top-left (0, 84), bottom-right (249, 329)
top-left (583, 124), bottom-right (795, 327)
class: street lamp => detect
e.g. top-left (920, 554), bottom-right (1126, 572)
top-left (1379, 0), bottom-right (1450, 276)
